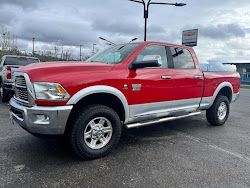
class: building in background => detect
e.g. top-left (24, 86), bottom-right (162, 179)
top-left (223, 62), bottom-right (250, 83)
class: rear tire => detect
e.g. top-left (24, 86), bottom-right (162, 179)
top-left (206, 95), bottom-right (230, 126)
top-left (68, 104), bottom-right (121, 159)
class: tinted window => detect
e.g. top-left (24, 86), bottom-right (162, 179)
top-left (134, 45), bottom-right (168, 69)
top-left (4, 57), bottom-right (39, 66)
top-left (170, 47), bottom-right (194, 69)
top-left (87, 43), bottom-right (140, 64)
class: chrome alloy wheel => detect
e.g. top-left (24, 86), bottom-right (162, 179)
top-left (217, 102), bottom-right (227, 121)
top-left (84, 117), bottom-right (113, 150)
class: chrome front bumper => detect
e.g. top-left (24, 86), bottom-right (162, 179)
top-left (9, 98), bottom-right (73, 135)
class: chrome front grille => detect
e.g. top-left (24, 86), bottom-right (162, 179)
top-left (15, 76), bottom-right (29, 102)
top-left (15, 76), bottom-right (26, 87)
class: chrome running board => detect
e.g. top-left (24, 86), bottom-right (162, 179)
top-left (126, 111), bottom-right (201, 129)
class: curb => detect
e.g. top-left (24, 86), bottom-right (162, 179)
top-left (240, 84), bottom-right (250, 89)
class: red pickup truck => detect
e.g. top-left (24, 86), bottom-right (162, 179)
top-left (10, 41), bottom-right (240, 159)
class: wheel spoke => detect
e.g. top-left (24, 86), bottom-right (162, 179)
top-left (103, 127), bottom-right (112, 134)
top-left (99, 118), bottom-right (106, 126)
top-left (90, 139), bottom-right (97, 147)
top-left (84, 131), bottom-right (92, 139)
top-left (99, 137), bottom-right (107, 144)
top-left (89, 120), bottom-right (96, 129)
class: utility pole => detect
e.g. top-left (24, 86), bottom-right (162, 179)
top-left (32, 38), bottom-right (35, 57)
top-left (92, 43), bottom-right (97, 56)
top-left (80, 45), bottom-right (82, 61)
top-left (129, 0), bottom-right (186, 41)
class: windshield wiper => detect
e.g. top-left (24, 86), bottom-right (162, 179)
top-left (118, 45), bottom-right (126, 50)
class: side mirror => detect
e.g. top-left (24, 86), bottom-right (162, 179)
top-left (129, 55), bottom-right (162, 70)
top-left (129, 60), bottom-right (161, 69)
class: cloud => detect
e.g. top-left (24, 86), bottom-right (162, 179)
top-left (92, 17), bottom-right (142, 35)
top-left (0, 6), bottom-right (20, 25)
top-left (198, 23), bottom-right (245, 39)
top-left (0, 0), bottom-right (250, 61)
top-left (10, 14), bottom-right (97, 46)
top-left (0, 0), bottom-right (41, 9)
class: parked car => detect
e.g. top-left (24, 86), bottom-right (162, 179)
top-left (0, 55), bottom-right (40, 102)
top-left (9, 41), bottom-right (240, 159)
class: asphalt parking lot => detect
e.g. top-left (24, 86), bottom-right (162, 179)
top-left (1, 88), bottom-right (250, 188)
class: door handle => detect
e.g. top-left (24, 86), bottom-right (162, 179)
top-left (162, 76), bottom-right (171, 80)
top-left (194, 75), bottom-right (202, 79)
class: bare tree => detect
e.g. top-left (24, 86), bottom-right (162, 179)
top-left (1, 26), bottom-right (19, 56)
top-left (53, 40), bottom-right (59, 58)
top-left (0, 26), bottom-right (77, 61)
top-left (61, 47), bottom-right (64, 59)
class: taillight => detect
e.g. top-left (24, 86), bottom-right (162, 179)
top-left (6, 67), bottom-right (12, 79)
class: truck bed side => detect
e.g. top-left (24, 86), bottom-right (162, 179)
top-left (199, 71), bottom-right (240, 110)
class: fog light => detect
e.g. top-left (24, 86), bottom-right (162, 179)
top-left (35, 115), bottom-right (50, 124)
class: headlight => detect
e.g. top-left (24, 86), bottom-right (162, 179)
top-left (33, 82), bottom-right (70, 101)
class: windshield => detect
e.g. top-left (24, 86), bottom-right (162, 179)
top-left (86, 43), bottom-right (140, 64)
top-left (4, 57), bottom-right (40, 66)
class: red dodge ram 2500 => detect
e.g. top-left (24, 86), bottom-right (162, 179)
top-left (10, 42), bottom-right (240, 159)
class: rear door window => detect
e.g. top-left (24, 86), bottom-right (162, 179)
top-left (169, 47), bottom-right (195, 69)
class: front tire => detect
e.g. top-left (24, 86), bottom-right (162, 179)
top-left (69, 105), bottom-right (122, 159)
top-left (0, 83), bottom-right (11, 102)
top-left (206, 95), bottom-right (230, 126)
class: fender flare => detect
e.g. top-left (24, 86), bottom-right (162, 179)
top-left (212, 82), bottom-right (233, 102)
top-left (67, 85), bottom-right (129, 123)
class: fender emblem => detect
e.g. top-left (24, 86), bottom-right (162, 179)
top-left (132, 84), bottom-right (141, 91)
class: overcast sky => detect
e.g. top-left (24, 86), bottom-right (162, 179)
top-left (0, 0), bottom-right (250, 62)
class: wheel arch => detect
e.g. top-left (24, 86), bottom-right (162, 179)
top-left (217, 86), bottom-right (233, 103)
top-left (66, 85), bottom-right (129, 124)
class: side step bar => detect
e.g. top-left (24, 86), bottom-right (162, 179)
top-left (126, 111), bottom-right (201, 129)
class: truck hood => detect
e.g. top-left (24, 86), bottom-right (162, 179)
top-left (15, 61), bottom-right (115, 82)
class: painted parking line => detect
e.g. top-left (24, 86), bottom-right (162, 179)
top-left (177, 131), bottom-right (250, 164)
top-left (0, 134), bottom-right (29, 141)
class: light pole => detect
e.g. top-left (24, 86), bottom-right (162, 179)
top-left (92, 43), bottom-right (97, 56)
top-left (80, 45), bottom-right (82, 61)
top-left (2, 32), bottom-right (6, 57)
top-left (129, 0), bottom-right (186, 41)
top-left (32, 38), bottom-right (35, 56)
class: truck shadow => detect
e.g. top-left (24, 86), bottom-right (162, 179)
top-left (10, 114), bottom-right (214, 164)
top-left (120, 114), bottom-right (211, 143)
